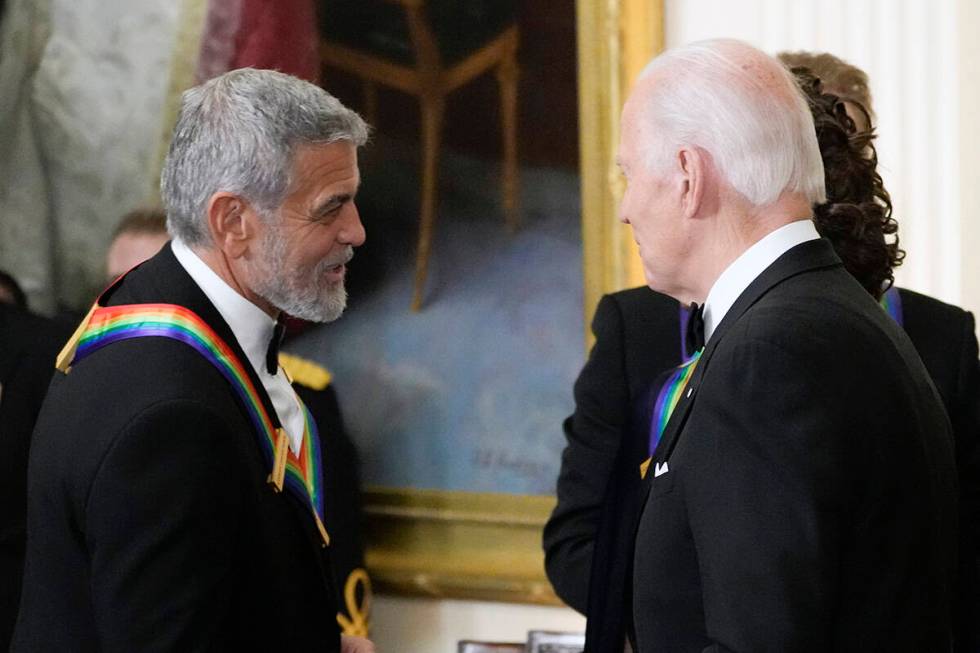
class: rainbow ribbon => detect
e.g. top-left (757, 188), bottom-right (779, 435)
top-left (880, 286), bottom-right (903, 327)
top-left (647, 350), bottom-right (702, 457)
top-left (57, 303), bottom-right (330, 546)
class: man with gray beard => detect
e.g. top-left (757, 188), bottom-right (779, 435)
top-left (13, 68), bottom-right (374, 653)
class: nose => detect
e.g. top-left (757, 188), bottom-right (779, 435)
top-left (341, 203), bottom-right (367, 247)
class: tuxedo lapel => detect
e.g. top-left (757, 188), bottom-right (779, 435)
top-left (639, 238), bottom-right (843, 502)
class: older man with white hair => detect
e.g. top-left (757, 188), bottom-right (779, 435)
top-left (13, 69), bottom-right (373, 652)
top-left (620, 40), bottom-right (956, 651)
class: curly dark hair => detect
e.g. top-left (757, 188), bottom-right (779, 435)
top-left (780, 51), bottom-right (874, 120)
top-left (792, 67), bottom-right (905, 299)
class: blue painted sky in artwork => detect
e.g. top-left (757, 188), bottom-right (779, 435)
top-left (290, 150), bottom-right (583, 496)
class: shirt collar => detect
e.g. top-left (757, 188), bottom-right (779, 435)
top-left (702, 219), bottom-right (820, 343)
top-left (171, 238), bottom-right (276, 379)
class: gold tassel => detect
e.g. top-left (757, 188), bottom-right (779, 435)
top-left (336, 568), bottom-right (372, 637)
top-left (314, 512), bottom-right (331, 547)
top-left (267, 428), bottom-right (289, 491)
top-left (639, 456), bottom-right (652, 480)
top-left (55, 303), bottom-right (98, 374)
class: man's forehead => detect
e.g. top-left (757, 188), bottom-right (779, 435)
top-left (294, 140), bottom-right (358, 164)
top-left (290, 142), bottom-right (360, 184)
top-left (621, 82), bottom-right (656, 139)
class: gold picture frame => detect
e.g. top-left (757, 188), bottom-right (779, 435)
top-left (362, 0), bottom-right (664, 606)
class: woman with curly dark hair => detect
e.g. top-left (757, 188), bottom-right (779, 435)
top-left (792, 67), bottom-right (904, 299)
top-left (544, 58), bottom-right (980, 653)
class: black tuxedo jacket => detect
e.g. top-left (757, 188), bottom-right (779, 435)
top-left (12, 244), bottom-right (342, 652)
top-left (632, 239), bottom-right (956, 651)
top-left (0, 306), bottom-right (70, 650)
top-left (546, 239), bottom-right (972, 652)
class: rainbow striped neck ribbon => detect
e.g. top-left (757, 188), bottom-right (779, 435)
top-left (640, 349), bottom-right (702, 479)
top-left (880, 286), bottom-right (903, 327)
top-left (55, 302), bottom-right (330, 547)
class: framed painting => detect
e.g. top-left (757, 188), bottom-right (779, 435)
top-left (292, 0), bottom-right (663, 605)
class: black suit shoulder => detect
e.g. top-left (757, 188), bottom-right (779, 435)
top-left (606, 285), bottom-right (679, 316)
top-left (33, 337), bottom-right (246, 512)
top-left (544, 287), bottom-right (681, 613)
top-left (899, 287), bottom-right (976, 403)
top-left (605, 287), bottom-right (682, 393)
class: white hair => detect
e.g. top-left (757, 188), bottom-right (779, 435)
top-left (637, 38), bottom-right (826, 207)
top-left (161, 68), bottom-right (369, 246)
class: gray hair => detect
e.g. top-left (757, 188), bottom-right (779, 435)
top-left (638, 39), bottom-right (826, 208)
top-left (161, 68), bottom-right (369, 246)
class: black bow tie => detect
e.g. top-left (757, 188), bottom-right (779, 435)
top-left (266, 317), bottom-right (287, 375)
top-left (685, 302), bottom-right (705, 358)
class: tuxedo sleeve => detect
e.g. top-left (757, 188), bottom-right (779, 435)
top-left (681, 336), bottom-right (848, 652)
top-left (543, 294), bottom-right (629, 613)
top-left (84, 400), bottom-right (246, 652)
top-left (951, 311), bottom-right (980, 650)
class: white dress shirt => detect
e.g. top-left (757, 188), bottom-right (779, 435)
top-left (172, 238), bottom-right (305, 454)
top-left (702, 219), bottom-right (821, 343)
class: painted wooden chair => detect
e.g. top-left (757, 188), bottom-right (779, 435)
top-left (320, 0), bottom-right (520, 310)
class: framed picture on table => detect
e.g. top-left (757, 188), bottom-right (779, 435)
top-left (292, 0), bottom-right (663, 604)
top-left (458, 641), bottom-right (525, 653)
top-left (527, 630), bottom-right (586, 653)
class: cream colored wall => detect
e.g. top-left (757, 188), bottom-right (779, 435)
top-left (370, 595), bottom-right (585, 653)
top-left (959, 0), bottom-right (980, 322)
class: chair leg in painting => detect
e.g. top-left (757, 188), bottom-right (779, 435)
top-left (363, 81), bottom-right (379, 126)
top-left (496, 51), bottom-right (520, 233)
top-left (412, 95), bottom-right (445, 312)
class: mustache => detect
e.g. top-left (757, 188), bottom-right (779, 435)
top-left (321, 246), bottom-right (354, 269)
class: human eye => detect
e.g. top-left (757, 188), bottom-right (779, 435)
top-left (311, 197), bottom-right (348, 223)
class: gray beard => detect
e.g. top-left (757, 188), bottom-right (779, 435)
top-left (250, 227), bottom-right (349, 323)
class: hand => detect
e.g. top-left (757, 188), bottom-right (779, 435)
top-left (341, 635), bottom-right (376, 653)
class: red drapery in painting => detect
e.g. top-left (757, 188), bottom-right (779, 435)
top-left (196, 0), bottom-right (320, 84)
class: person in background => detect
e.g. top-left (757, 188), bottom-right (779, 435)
top-left (104, 209), bottom-right (171, 281)
top-left (13, 68), bottom-right (374, 652)
top-left (785, 62), bottom-right (980, 648)
top-left (779, 50), bottom-right (874, 133)
top-left (0, 270), bottom-right (28, 309)
top-left (0, 272), bottom-right (71, 651)
top-left (547, 40), bottom-right (960, 651)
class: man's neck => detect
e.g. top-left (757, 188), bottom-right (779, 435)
top-left (700, 218), bottom-right (821, 341)
top-left (192, 245), bottom-right (279, 319)
top-left (681, 192), bottom-right (813, 303)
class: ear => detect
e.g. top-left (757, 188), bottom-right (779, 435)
top-left (205, 192), bottom-right (259, 259)
top-left (677, 147), bottom-right (707, 219)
